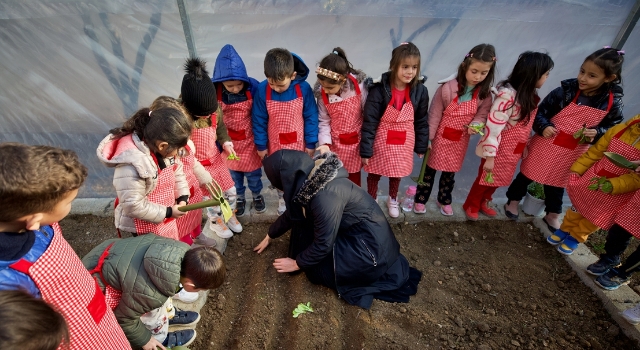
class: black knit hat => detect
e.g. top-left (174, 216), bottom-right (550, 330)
top-left (181, 57), bottom-right (218, 117)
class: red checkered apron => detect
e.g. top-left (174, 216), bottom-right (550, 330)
top-left (615, 189), bottom-right (640, 238)
top-left (322, 74), bottom-right (363, 173)
top-left (364, 88), bottom-right (415, 177)
top-left (218, 88), bottom-right (262, 172)
top-left (9, 224), bottom-right (131, 350)
top-left (191, 112), bottom-right (235, 191)
top-left (567, 119), bottom-right (640, 229)
top-left (521, 91), bottom-right (613, 187)
top-left (266, 84), bottom-right (305, 153)
top-left (87, 243), bottom-right (123, 310)
top-left (479, 109), bottom-right (536, 187)
top-left (428, 88), bottom-right (480, 172)
top-left (176, 143), bottom-right (203, 239)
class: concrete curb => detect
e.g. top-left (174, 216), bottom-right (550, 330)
top-left (72, 196), bottom-right (640, 344)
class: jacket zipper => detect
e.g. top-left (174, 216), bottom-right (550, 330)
top-left (360, 239), bottom-right (378, 266)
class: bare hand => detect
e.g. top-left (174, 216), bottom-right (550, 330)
top-left (273, 257), bottom-right (300, 273)
top-left (362, 158), bottom-right (369, 166)
top-left (542, 126), bottom-right (557, 138)
top-left (483, 157), bottom-right (495, 172)
top-left (316, 144), bottom-right (331, 154)
top-left (417, 153), bottom-right (424, 159)
top-left (467, 127), bottom-right (478, 135)
top-left (583, 128), bottom-right (597, 142)
top-left (142, 337), bottom-right (166, 350)
top-left (223, 142), bottom-right (237, 157)
top-left (253, 235), bottom-right (271, 254)
top-left (171, 201), bottom-right (187, 219)
top-left (305, 148), bottom-right (315, 157)
top-left (631, 160), bottom-right (640, 173)
top-left (257, 150), bottom-right (268, 159)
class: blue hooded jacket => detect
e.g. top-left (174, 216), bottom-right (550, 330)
top-left (211, 44), bottom-right (259, 105)
top-left (252, 52), bottom-right (319, 151)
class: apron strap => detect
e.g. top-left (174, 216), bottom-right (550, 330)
top-left (246, 90), bottom-right (252, 100)
top-left (571, 90), bottom-right (614, 114)
top-left (348, 74), bottom-right (361, 95)
top-left (8, 258), bottom-right (34, 275)
top-left (88, 243), bottom-right (116, 289)
top-left (472, 86), bottom-right (480, 100)
top-left (571, 90), bottom-right (581, 104)
top-left (614, 118), bottom-right (640, 139)
top-left (321, 88), bottom-right (330, 106)
top-left (266, 84), bottom-right (272, 100)
top-left (216, 84), bottom-right (222, 101)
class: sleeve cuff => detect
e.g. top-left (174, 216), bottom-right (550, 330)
top-left (166, 207), bottom-right (172, 218)
top-left (305, 142), bottom-right (316, 149)
top-left (256, 144), bottom-right (267, 151)
top-left (176, 195), bottom-right (189, 204)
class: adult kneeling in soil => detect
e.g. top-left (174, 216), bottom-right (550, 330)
top-left (254, 150), bottom-right (422, 309)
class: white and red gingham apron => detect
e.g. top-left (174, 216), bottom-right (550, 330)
top-left (9, 224), bottom-right (131, 350)
top-left (322, 74), bottom-right (363, 173)
top-left (176, 142), bottom-right (203, 239)
top-left (87, 242), bottom-right (123, 310)
top-left (567, 119), bottom-right (640, 229)
top-left (521, 91), bottom-right (613, 187)
top-left (218, 88), bottom-right (263, 172)
top-left (266, 84), bottom-right (305, 153)
top-left (191, 112), bottom-right (235, 191)
top-left (364, 88), bottom-right (415, 177)
top-left (479, 109), bottom-right (536, 187)
top-left (428, 88), bottom-right (480, 172)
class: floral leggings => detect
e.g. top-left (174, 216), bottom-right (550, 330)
top-left (414, 165), bottom-right (455, 205)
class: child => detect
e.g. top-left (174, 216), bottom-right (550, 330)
top-left (505, 47), bottom-right (624, 230)
top-left (83, 234), bottom-right (225, 349)
top-left (462, 51), bottom-right (554, 220)
top-left (252, 48), bottom-right (319, 215)
top-left (547, 115), bottom-right (640, 255)
top-left (181, 57), bottom-right (243, 237)
top-left (414, 43), bottom-right (496, 216)
top-left (211, 44), bottom-right (266, 216)
top-left (313, 47), bottom-right (369, 186)
top-left (97, 107), bottom-right (192, 240)
top-left (0, 143), bottom-right (130, 349)
top-left (360, 42), bottom-right (429, 218)
top-left (0, 290), bottom-right (69, 350)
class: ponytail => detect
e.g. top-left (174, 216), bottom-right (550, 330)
top-left (316, 47), bottom-right (357, 85)
top-left (109, 108), bottom-right (152, 139)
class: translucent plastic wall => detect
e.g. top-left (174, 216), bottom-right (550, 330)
top-left (0, 0), bottom-right (637, 199)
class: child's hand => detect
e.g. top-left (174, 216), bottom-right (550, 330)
top-left (253, 235), bottom-right (271, 254)
top-left (316, 145), bottom-right (331, 155)
top-left (171, 202), bottom-right (187, 219)
top-left (428, 140), bottom-right (432, 149)
top-left (483, 157), bottom-right (495, 172)
top-left (273, 257), bottom-right (300, 273)
top-left (142, 337), bottom-right (166, 350)
top-left (223, 142), bottom-right (236, 157)
top-left (362, 158), bottom-right (369, 166)
top-left (305, 148), bottom-right (315, 157)
top-left (583, 128), bottom-right (597, 142)
top-left (417, 153), bottom-right (424, 159)
top-left (542, 126), bottom-right (557, 138)
top-left (257, 150), bottom-right (268, 159)
top-left (632, 160), bottom-right (640, 173)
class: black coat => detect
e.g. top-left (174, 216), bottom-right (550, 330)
top-left (360, 72), bottom-right (430, 158)
top-left (533, 79), bottom-right (624, 143)
top-left (263, 150), bottom-right (414, 309)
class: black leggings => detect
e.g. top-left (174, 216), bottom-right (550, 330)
top-left (505, 172), bottom-right (564, 214)
top-left (414, 165), bottom-right (455, 205)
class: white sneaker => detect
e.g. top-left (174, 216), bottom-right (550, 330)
top-left (622, 304), bottom-right (640, 325)
top-left (209, 215), bottom-right (233, 239)
top-left (387, 197), bottom-right (400, 218)
top-left (227, 214), bottom-right (243, 233)
top-left (173, 287), bottom-right (199, 303)
top-left (277, 198), bottom-right (286, 216)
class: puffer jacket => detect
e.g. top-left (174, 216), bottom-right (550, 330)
top-left (571, 114), bottom-right (640, 195)
top-left (97, 133), bottom-right (190, 233)
top-left (534, 78), bottom-right (624, 143)
top-left (82, 234), bottom-right (189, 348)
top-left (360, 71), bottom-right (429, 158)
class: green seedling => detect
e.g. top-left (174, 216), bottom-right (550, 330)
top-left (587, 176), bottom-right (612, 193)
top-left (292, 302), bottom-right (314, 318)
top-left (465, 123), bottom-right (485, 136)
top-left (573, 123), bottom-right (589, 144)
top-left (227, 154), bottom-right (241, 160)
top-left (484, 171), bottom-right (494, 184)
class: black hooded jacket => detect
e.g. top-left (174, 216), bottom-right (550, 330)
top-left (360, 72), bottom-right (430, 158)
top-left (263, 150), bottom-right (410, 308)
top-left (533, 79), bottom-right (624, 143)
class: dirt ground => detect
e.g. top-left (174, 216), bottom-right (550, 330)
top-left (60, 215), bottom-right (639, 350)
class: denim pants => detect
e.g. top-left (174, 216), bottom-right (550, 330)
top-left (230, 168), bottom-right (263, 198)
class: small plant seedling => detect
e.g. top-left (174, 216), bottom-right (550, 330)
top-left (227, 154), bottom-right (241, 160)
top-left (587, 176), bottom-right (612, 193)
top-left (466, 123), bottom-right (485, 136)
top-left (484, 171), bottom-right (494, 184)
top-left (292, 302), bottom-right (314, 318)
top-left (527, 182), bottom-right (545, 200)
top-left (573, 123), bottom-right (589, 144)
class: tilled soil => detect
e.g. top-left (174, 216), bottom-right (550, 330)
top-left (60, 215), bottom-right (638, 350)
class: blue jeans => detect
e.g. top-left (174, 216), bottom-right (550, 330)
top-left (229, 168), bottom-right (263, 198)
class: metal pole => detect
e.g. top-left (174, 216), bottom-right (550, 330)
top-left (612, 0), bottom-right (640, 49)
top-left (177, 0), bottom-right (198, 58)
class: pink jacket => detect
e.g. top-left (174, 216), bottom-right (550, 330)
top-left (428, 79), bottom-right (492, 140)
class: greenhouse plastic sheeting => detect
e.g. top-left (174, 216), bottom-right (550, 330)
top-left (0, 0), bottom-right (638, 199)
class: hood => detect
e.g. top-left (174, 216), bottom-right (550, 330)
top-left (263, 149), bottom-right (315, 220)
top-left (211, 44), bottom-right (251, 84)
top-left (96, 133), bottom-right (157, 180)
top-left (293, 152), bottom-right (344, 206)
top-left (291, 52), bottom-right (310, 83)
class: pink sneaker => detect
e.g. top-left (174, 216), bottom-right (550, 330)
top-left (413, 203), bottom-right (426, 214)
top-left (438, 203), bottom-right (453, 216)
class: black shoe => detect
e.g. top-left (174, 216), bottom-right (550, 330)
top-left (504, 200), bottom-right (519, 220)
top-left (163, 329), bottom-right (196, 347)
top-left (587, 256), bottom-right (621, 276)
top-left (253, 195), bottom-right (266, 213)
top-left (236, 198), bottom-right (246, 217)
top-left (169, 310), bottom-right (201, 327)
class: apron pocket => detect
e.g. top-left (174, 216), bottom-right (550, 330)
top-left (513, 142), bottom-right (527, 155)
top-left (442, 127), bottom-right (463, 141)
top-left (228, 128), bottom-right (247, 141)
top-left (279, 131), bottom-right (298, 145)
top-left (596, 167), bottom-right (621, 179)
top-left (386, 130), bottom-right (406, 145)
top-left (88, 281), bottom-right (107, 324)
top-left (552, 131), bottom-right (579, 150)
top-left (338, 131), bottom-right (359, 145)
